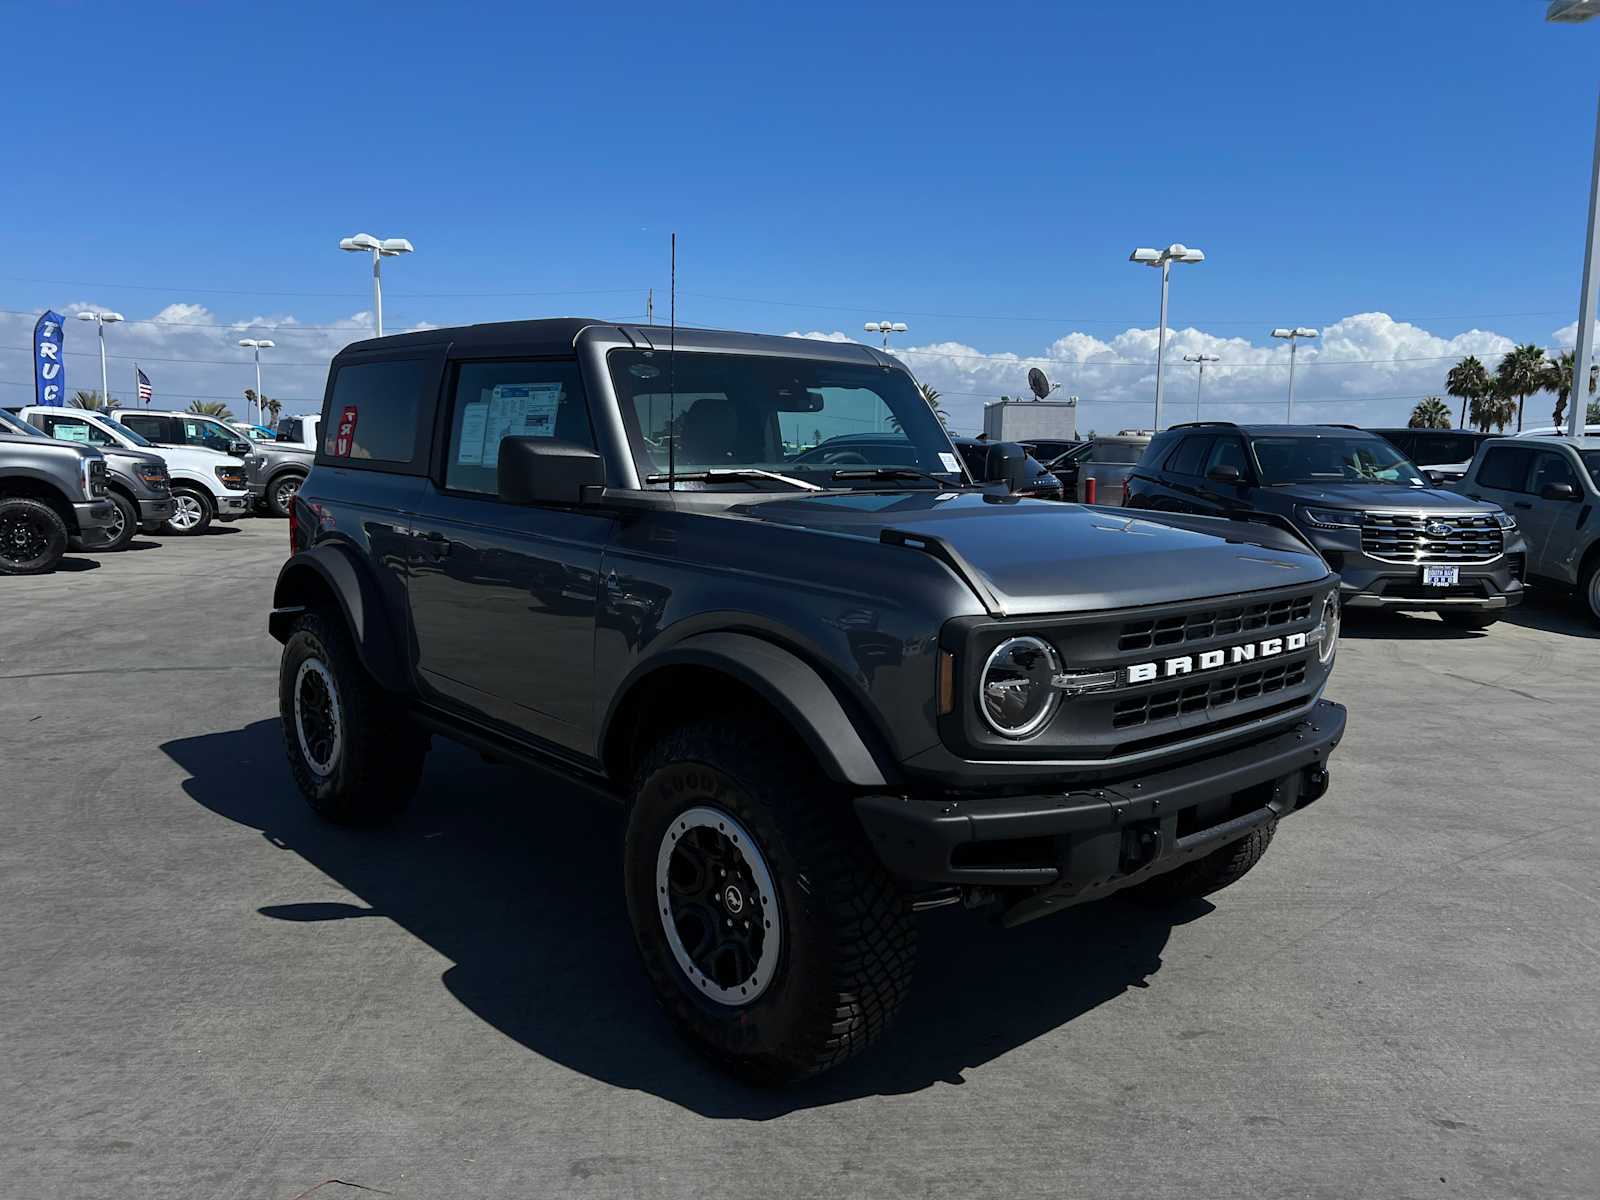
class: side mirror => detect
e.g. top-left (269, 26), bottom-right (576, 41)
top-left (1207, 463), bottom-right (1243, 484)
top-left (986, 442), bottom-right (1032, 492)
top-left (1540, 481), bottom-right (1579, 501)
top-left (228, 439), bottom-right (251, 457)
top-left (497, 436), bottom-right (605, 505)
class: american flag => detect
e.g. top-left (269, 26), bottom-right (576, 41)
top-left (136, 368), bottom-right (152, 405)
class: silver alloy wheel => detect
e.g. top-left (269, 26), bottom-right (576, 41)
top-left (169, 493), bottom-right (204, 531)
top-left (655, 806), bottom-right (782, 1007)
top-left (293, 658), bottom-right (342, 778)
top-left (273, 476), bottom-right (301, 510)
top-left (106, 502), bottom-right (127, 541)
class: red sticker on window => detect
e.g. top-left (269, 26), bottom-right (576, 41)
top-left (334, 405), bottom-right (358, 457)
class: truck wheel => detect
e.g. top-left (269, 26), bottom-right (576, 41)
top-left (102, 491), bottom-right (139, 552)
top-left (1440, 610), bottom-right (1498, 631)
top-left (162, 486), bottom-right (213, 536)
top-left (278, 609), bottom-right (425, 825)
top-left (1132, 822), bottom-right (1277, 904)
top-left (1580, 555), bottom-right (1600, 628)
top-left (623, 717), bottom-right (916, 1085)
top-left (267, 473), bottom-right (304, 519)
top-left (0, 497), bottom-right (69, 575)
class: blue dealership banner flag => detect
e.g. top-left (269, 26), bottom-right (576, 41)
top-left (33, 310), bottom-right (66, 406)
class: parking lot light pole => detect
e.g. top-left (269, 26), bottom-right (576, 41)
top-left (1270, 327), bottom-right (1319, 423)
top-left (339, 233), bottom-right (414, 338)
top-left (1182, 352), bottom-right (1220, 421)
top-left (74, 311), bottom-right (124, 408)
top-left (1546, 2), bottom-right (1600, 436)
top-left (238, 339), bottom-right (275, 426)
top-left (1130, 244), bottom-right (1206, 432)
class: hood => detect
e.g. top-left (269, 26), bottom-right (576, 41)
top-left (1269, 483), bottom-right (1498, 513)
top-left (0, 431), bottom-right (100, 461)
top-left (266, 443), bottom-right (314, 458)
top-left (727, 491), bottom-right (1329, 616)
top-left (97, 446), bottom-right (165, 467)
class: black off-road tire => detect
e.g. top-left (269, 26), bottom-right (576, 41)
top-left (1439, 610), bottom-right (1499, 631)
top-left (267, 472), bottom-right (304, 519)
top-left (102, 491), bottom-right (139, 552)
top-left (0, 497), bottom-right (69, 575)
top-left (1132, 821), bottom-right (1277, 904)
top-left (162, 485), bottom-right (213, 536)
top-left (1579, 553), bottom-right (1600, 629)
top-left (623, 717), bottom-right (916, 1085)
top-left (278, 609), bottom-right (425, 826)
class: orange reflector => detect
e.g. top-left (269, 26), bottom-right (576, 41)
top-left (937, 650), bottom-right (956, 715)
top-left (1084, 476), bottom-right (1097, 504)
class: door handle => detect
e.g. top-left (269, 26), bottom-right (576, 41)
top-left (416, 530), bottom-right (452, 557)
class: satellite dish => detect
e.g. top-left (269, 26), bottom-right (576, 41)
top-left (1027, 367), bottom-right (1051, 400)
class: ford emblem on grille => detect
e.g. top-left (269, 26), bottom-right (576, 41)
top-left (1425, 521), bottom-right (1454, 537)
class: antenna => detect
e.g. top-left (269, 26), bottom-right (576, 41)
top-left (647, 287), bottom-right (653, 325)
top-left (668, 233), bottom-right (676, 492)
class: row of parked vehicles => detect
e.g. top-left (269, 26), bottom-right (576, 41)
top-left (0, 404), bottom-right (319, 574)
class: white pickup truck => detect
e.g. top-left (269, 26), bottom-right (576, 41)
top-left (18, 406), bottom-right (252, 535)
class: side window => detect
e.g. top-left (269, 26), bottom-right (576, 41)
top-left (40, 414), bottom-right (110, 446)
top-left (1476, 447), bottom-right (1534, 492)
top-left (1531, 451), bottom-right (1580, 494)
top-left (444, 360), bottom-right (592, 495)
top-left (1165, 435), bottom-right (1211, 476)
top-left (119, 413), bottom-right (162, 441)
top-left (321, 359), bottom-right (426, 464)
top-left (1204, 436), bottom-right (1250, 478)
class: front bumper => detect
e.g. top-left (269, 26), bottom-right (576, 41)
top-left (137, 496), bottom-right (175, 531)
top-left (855, 700), bottom-right (1345, 925)
top-left (1335, 560), bottom-right (1523, 612)
top-left (216, 493), bottom-right (252, 521)
top-left (70, 499), bottom-right (117, 547)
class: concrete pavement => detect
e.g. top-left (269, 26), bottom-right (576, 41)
top-left (2, 521), bottom-right (1596, 1199)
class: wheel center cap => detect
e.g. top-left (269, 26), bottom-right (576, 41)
top-left (722, 884), bottom-right (745, 915)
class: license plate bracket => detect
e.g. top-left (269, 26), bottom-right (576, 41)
top-left (1423, 565), bottom-right (1460, 587)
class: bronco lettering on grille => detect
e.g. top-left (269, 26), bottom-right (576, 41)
top-left (1125, 632), bottom-right (1307, 684)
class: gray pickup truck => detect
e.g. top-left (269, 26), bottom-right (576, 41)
top-left (1449, 436), bottom-right (1600, 623)
top-left (0, 425), bottom-right (116, 573)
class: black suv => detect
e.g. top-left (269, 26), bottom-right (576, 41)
top-left (1126, 422), bottom-right (1524, 628)
top-left (1369, 428), bottom-right (1494, 484)
top-left (271, 320), bottom-right (1346, 1083)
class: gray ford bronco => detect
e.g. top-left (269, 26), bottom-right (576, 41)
top-left (271, 319), bottom-right (1347, 1083)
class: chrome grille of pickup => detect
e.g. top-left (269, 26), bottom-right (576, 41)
top-left (1118, 592), bottom-right (1313, 652)
top-left (1361, 512), bottom-right (1502, 564)
top-left (1112, 660), bottom-right (1308, 730)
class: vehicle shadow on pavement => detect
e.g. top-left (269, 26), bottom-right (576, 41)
top-left (1338, 609), bottom-right (1482, 640)
top-left (1501, 590), bottom-right (1598, 638)
top-left (163, 720), bottom-right (1196, 1119)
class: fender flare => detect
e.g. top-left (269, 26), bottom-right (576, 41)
top-left (268, 542), bottom-right (409, 693)
top-left (602, 631), bottom-right (893, 788)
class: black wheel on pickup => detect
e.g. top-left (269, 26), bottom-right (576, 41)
top-left (0, 496), bottom-right (69, 575)
top-left (1131, 822), bottom-right (1277, 904)
top-left (623, 717), bottom-right (916, 1085)
top-left (278, 609), bottom-right (425, 825)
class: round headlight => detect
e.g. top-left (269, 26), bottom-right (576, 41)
top-left (1317, 592), bottom-right (1340, 666)
top-left (979, 636), bottom-right (1062, 739)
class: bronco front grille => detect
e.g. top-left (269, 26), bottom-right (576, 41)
top-left (1111, 660), bottom-right (1308, 730)
top-left (1118, 592), bottom-right (1314, 652)
top-left (1361, 512), bottom-right (1502, 564)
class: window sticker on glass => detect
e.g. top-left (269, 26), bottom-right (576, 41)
top-left (459, 382), bottom-right (565, 466)
top-left (939, 452), bottom-right (962, 474)
top-left (54, 423), bottom-right (91, 443)
top-left (456, 401), bottom-right (489, 465)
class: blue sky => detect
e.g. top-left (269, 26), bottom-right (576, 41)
top-left (2, 0), bottom-right (1598, 432)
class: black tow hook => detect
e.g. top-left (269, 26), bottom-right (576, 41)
top-left (1298, 766), bottom-right (1330, 810)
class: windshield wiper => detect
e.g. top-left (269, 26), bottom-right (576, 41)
top-left (645, 468), bottom-right (822, 491)
top-left (831, 467), bottom-right (968, 488)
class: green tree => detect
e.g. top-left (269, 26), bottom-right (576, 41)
top-left (69, 389), bottom-right (117, 410)
top-left (265, 396), bottom-right (282, 422)
top-left (1494, 343), bottom-right (1547, 432)
top-left (187, 400), bottom-right (235, 420)
top-left (1541, 350), bottom-right (1597, 429)
top-left (1408, 396), bottom-right (1452, 429)
top-left (1588, 399), bottom-right (1600, 425)
top-left (1445, 355), bottom-right (1489, 430)
top-left (1471, 376), bottom-right (1518, 432)
top-left (243, 389), bottom-right (284, 425)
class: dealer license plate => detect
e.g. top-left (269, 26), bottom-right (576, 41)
top-left (1423, 565), bottom-right (1460, 587)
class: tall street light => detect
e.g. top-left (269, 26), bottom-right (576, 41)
top-left (1129, 243), bottom-right (1206, 431)
top-left (1182, 352), bottom-right (1220, 421)
top-left (239, 338), bottom-right (275, 426)
top-left (75, 311), bottom-right (124, 408)
top-left (339, 232), bottom-right (414, 338)
top-left (1270, 327), bottom-right (1319, 422)
top-left (1546, 2), bottom-right (1600, 436)
top-left (864, 320), bottom-right (908, 351)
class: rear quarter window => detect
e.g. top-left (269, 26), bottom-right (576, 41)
top-left (320, 359), bottom-right (428, 465)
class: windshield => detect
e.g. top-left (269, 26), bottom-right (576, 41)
top-left (0, 409), bottom-right (43, 438)
top-left (1250, 435), bottom-right (1427, 486)
top-left (276, 417), bottom-right (303, 443)
top-left (607, 350), bottom-right (961, 488)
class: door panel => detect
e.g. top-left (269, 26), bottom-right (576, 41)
top-left (1526, 451), bottom-right (1585, 578)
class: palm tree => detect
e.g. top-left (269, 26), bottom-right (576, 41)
top-left (1541, 349), bottom-right (1598, 429)
top-left (1445, 355), bottom-right (1489, 429)
top-left (265, 396), bottom-right (282, 422)
top-left (1494, 344), bottom-right (1547, 432)
top-left (70, 389), bottom-right (117, 410)
top-left (1408, 397), bottom-right (1452, 429)
top-left (187, 400), bottom-right (235, 420)
top-left (1472, 376), bottom-right (1518, 432)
